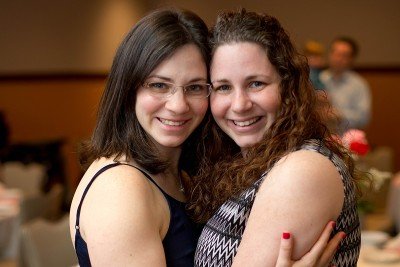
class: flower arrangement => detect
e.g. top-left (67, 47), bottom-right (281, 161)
top-left (342, 129), bottom-right (370, 157)
top-left (339, 129), bottom-right (392, 213)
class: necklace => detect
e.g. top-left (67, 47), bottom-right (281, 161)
top-left (178, 171), bottom-right (185, 193)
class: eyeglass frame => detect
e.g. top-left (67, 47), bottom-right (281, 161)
top-left (142, 81), bottom-right (212, 99)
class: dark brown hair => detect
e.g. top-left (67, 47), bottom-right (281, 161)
top-left (80, 8), bottom-right (210, 174)
top-left (187, 9), bottom-right (357, 222)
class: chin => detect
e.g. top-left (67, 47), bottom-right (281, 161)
top-left (234, 139), bottom-right (259, 149)
top-left (156, 138), bottom-right (186, 148)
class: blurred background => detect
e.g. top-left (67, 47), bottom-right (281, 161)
top-left (1, 0), bottom-right (400, 192)
top-left (0, 0), bottom-right (399, 266)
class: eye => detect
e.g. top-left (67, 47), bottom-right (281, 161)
top-left (147, 82), bottom-right (169, 90)
top-left (248, 81), bottom-right (266, 89)
top-left (185, 84), bottom-right (205, 93)
top-left (213, 84), bottom-right (231, 93)
top-left (145, 82), bottom-right (172, 94)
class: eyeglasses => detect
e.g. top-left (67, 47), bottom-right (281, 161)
top-left (142, 81), bottom-right (212, 99)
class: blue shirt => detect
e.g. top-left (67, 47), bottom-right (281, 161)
top-left (320, 70), bottom-right (371, 133)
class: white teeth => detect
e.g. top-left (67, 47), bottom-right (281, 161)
top-left (233, 117), bottom-right (259, 127)
top-left (160, 118), bottom-right (185, 126)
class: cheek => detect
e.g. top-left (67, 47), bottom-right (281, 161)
top-left (210, 95), bottom-right (227, 119)
top-left (135, 93), bottom-right (161, 115)
top-left (192, 99), bottom-right (209, 119)
top-left (261, 90), bottom-right (281, 114)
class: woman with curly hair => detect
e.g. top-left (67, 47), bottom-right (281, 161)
top-left (191, 10), bottom-right (360, 267)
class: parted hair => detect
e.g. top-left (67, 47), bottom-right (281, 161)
top-left (79, 8), bottom-right (210, 174)
top-left (187, 9), bottom-right (358, 222)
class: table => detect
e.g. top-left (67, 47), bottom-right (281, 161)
top-left (358, 246), bottom-right (400, 267)
top-left (0, 188), bottom-right (21, 261)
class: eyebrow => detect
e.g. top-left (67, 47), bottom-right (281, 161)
top-left (146, 75), bottom-right (207, 83)
top-left (212, 75), bottom-right (272, 84)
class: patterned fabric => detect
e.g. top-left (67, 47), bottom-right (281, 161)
top-left (194, 139), bottom-right (360, 267)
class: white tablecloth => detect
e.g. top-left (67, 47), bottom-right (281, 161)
top-left (0, 189), bottom-right (21, 260)
top-left (358, 246), bottom-right (400, 267)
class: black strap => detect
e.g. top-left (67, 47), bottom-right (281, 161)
top-left (75, 162), bottom-right (162, 227)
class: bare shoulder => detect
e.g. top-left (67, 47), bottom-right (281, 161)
top-left (69, 162), bottom-right (161, 234)
top-left (69, 160), bottom-right (168, 265)
top-left (254, 149), bottom-right (345, 236)
top-left (78, 161), bottom-right (164, 230)
top-left (265, 149), bottom-right (343, 190)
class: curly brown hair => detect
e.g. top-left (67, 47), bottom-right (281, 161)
top-left (186, 9), bottom-right (358, 223)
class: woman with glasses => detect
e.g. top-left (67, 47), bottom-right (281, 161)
top-left (69, 8), bottom-right (210, 266)
top-left (69, 8), bottom-right (343, 267)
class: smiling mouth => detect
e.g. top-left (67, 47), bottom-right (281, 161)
top-left (158, 118), bottom-right (187, 126)
top-left (232, 117), bottom-right (261, 127)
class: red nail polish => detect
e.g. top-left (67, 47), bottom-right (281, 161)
top-left (331, 221), bottom-right (336, 229)
top-left (341, 232), bottom-right (346, 239)
top-left (282, 232), bottom-right (291, 239)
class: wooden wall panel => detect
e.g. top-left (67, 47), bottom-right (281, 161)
top-left (1, 70), bottom-right (399, 192)
top-left (0, 78), bottom-right (105, 191)
top-left (360, 70), bottom-right (400, 171)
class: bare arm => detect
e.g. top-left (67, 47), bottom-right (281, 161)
top-left (232, 150), bottom-right (344, 266)
top-left (276, 221), bottom-right (346, 267)
top-left (73, 165), bottom-right (168, 266)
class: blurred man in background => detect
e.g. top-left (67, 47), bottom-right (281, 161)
top-left (320, 36), bottom-right (371, 134)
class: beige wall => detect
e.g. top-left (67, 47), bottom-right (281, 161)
top-left (0, 0), bottom-right (149, 73)
top-left (1, 0), bottom-right (400, 74)
top-left (151, 0), bottom-right (400, 66)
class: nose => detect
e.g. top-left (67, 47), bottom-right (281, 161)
top-left (165, 87), bottom-right (190, 114)
top-left (231, 89), bottom-right (252, 113)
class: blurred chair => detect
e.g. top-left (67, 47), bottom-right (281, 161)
top-left (20, 183), bottom-right (64, 223)
top-left (1, 161), bottom-right (46, 197)
top-left (19, 215), bottom-right (77, 267)
top-left (362, 146), bottom-right (395, 212)
top-left (1, 161), bottom-right (64, 223)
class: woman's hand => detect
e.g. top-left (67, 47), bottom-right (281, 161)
top-left (275, 221), bottom-right (345, 267)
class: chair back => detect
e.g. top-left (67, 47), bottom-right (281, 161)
top-left (2, 162), bottom-right (46, 197)
top-left (20, 215), bottom-right (77, 267)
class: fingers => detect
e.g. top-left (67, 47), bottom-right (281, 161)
top-left (308, 221), bottom-right (346, 267)
top-left (293, 221), bottom-right (336, 267)
top-left (275, 232), bottom-right (293, 267)
top-left (319, 231), bottom-right (346, 265)
top-left (307, 221), bottom-right (336, 258)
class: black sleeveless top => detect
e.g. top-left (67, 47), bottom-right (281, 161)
top-left (74, 162), bottom-right (201, 267)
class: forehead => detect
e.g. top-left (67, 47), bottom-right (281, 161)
top-left (210, 42), bottom-right (278, 79)
top-left (331, 41), bottom-right (353, 54)
top-left (149, 44), bottom-right (207, 78)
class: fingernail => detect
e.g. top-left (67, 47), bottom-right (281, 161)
top-left (282, 232), bottom-right (291, 239)
top-left (341, 232), bottom-right (347, 239)
top-left (331, 221), bottom-right (336, 229)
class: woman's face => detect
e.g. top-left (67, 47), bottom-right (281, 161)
top-left (210, 42), bottom-right (281, 151)
top-left (135, 44), bottom-right (208, 149)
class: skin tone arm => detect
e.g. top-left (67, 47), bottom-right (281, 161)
top-left (276, 222), bottom-right (346, 267)
top-left (232, 150), bottom-right (345, 266)
top-left (71, 164), bottom-right (169, 266)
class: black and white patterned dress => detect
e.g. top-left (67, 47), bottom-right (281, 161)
top-left (194, 139), bottom-right (360, 267)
